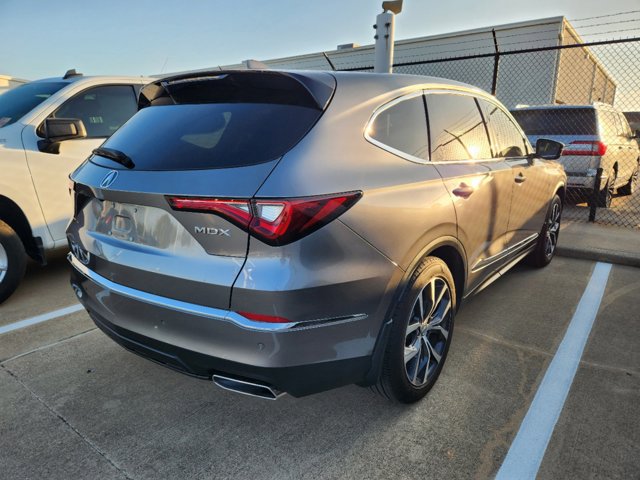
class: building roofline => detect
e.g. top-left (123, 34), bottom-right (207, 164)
top-left (0, 74), bottom-right (29, 83)
top-left (250, 16), bottom-right (567, 65)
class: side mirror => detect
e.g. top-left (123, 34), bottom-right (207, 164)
top-left (534, 138), bottom-right (564, 160)
top-left (44, 118), bottom-right (87, 142)
top-left (38, 118), bottom-right (87, 154)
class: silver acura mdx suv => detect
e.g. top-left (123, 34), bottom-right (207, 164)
top-left (67, 70), bottom-right (565, 403)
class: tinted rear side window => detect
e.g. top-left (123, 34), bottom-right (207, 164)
top-left (368, 95), bottom-right (429, 161)
top-left (53, 85), bottom-right (137, 138)
top-left (93, 102), bottom-right (322, 170)
top-left (511, 108), bottom-right (597, 135)
top-left (427, 93), bottom-right (491, 161)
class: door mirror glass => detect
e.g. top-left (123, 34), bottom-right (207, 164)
top-left (535, 138), bottom-right (564, 160)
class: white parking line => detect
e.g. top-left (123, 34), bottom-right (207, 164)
top-left (496, 262), bottom-right (613, 480)
top-left (0, 304), bottom-right (84, 335)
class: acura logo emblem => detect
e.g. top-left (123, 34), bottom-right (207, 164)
top-left (100, 170), bottom-right (118, 189)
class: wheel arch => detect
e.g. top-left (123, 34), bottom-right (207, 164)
top-left (362, 236), bottom-right (467, 386)
top-left (0, 195), bottom-right (44, 263)
top-left (554, 183), bottom-right (566, 204)
top-left (401, 236), bottom-right (467, 309)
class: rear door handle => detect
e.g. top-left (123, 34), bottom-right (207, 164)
top-left (515, 173), bottom-right (526, 183)
top-left (452, 183), bottom-right (474, 199)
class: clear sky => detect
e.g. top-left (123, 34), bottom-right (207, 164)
top-left (1, 0), bottom-right (639, 79)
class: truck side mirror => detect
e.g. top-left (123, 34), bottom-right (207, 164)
top-left (38, 118), bottom-right (87, 154)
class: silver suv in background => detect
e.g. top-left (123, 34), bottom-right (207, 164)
top-left (67, 71), bottom-right (565, 403)
top-left (511, 103), bottom-right (640, 207)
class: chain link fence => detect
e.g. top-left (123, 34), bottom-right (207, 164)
top-left (336, 38), bottom-right (640, 230)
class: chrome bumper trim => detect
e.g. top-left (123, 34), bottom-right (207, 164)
top-left (68, 253), bottom-right (367, 332)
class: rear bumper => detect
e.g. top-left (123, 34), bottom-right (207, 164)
top-left (89, 311), bottom-right (371, 397)
top-left (566, 173), bottom-right (602, 189)
top-left (69, 254), bottom-right (375, 397)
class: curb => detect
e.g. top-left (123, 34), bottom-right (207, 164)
top-left (556, 246), bottom-right (640, 268)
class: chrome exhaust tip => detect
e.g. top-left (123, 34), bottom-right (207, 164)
top-left (71, 283), bottom-right (83, 299)
top-left (212, 375), bottom-right (284, 400)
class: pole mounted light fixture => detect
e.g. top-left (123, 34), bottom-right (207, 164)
top-left (374, 0), bottom-right (403, 73)
top-left (382, 0), bottom-right (403, 14)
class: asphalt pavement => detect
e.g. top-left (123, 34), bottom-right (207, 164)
top-left (0, 254), bottom-right (638, 479)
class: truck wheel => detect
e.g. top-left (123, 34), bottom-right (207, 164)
top-left (0, 220), bottom-right (27, 304)
top-left (376, 257), bottom-right (456, 403)
top-left (618, 161), bottom-right (638, 196)
top-left (596, 170), bottom-right (616, 208)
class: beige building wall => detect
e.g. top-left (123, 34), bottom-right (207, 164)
top-left (554, 25), bottom-right (617, 105)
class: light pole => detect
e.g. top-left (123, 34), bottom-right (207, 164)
top-left (374, 0), bottom-right (403, 73)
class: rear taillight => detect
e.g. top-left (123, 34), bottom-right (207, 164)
top-left (167, 192), bottom-right (362, 246)
top-left (562, 141), bottom-right (607, 156)
top-left (167, 197), bottom-right (252, 226)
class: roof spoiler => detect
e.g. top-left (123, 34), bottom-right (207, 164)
top-left (138, 70), bottom-right (336, 111)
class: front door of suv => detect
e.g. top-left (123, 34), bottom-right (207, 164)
top-left (478, 99), bottom-right (549, 249)
top-left (426, 92), bottom-right (514, 292)
top-left (22, 84), bottom-right (139, 244)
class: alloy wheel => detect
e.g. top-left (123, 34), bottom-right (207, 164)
top-left (404, 277), bottom-right (453, 387)
top-left (0, 243), bottom-right (7, 283)
top-left (544, 202), bottom-right (561, 258)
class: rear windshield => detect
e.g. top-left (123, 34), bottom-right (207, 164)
top-left (510, 108), bottom-right (597, 136)
top-left (0, 81), bottom-right (66, 128)
top-left (91, 102), bottom-right (322, 170)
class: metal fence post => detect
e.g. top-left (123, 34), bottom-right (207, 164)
top-left (589, 167), bottom-right (603, 222)
top-left (491, 29), bottom-right (500, 96)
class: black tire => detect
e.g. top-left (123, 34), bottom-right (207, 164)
top-left (596, 170), bottom-right (616, 208)
top-left (0, 220), bottom-right (27, 304)
top-left (527, 194), bottom-right (562, 268)
top-left (618, 161), bottom-right (638, 196)
top-left (376, 256), bottom-right (456, 403)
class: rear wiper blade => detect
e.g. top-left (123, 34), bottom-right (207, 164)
top-left (92, 147), bottom-right (135, 169)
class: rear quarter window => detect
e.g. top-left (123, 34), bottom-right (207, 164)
top-left (366, 94), bottom-right (429, 162)
top-left (598, 110), bottom-right (622, 138)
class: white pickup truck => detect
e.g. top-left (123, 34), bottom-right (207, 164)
top-left (0, 70), bottom-right (150, 303)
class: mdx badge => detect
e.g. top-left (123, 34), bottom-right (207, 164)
top-left (195, 226), bottom-right (231, 237)
top-left (100, 170), bottom-right (118, 189)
